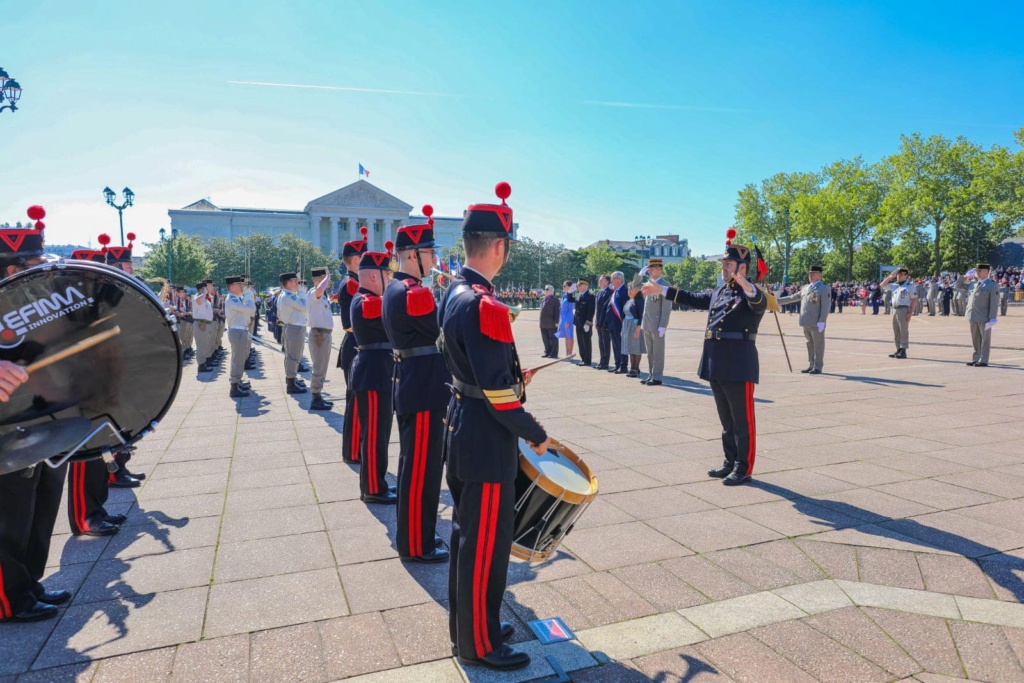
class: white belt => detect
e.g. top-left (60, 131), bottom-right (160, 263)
top-left (229, 326), bottom-right (249, 330)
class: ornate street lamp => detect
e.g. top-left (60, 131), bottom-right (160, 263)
top-left (103, 186), bottom-right (135, 246)
top-left (633, 234), bottom-right (654, 257)
top-left (159, 227), bottom-right (178, 282)
top-left (0, 67), bottom-right (23, 114)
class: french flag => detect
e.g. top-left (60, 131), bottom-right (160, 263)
top-left (359, 164), bottom-right (370, 178)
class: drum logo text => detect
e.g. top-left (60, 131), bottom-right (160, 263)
top-left (0, 286), bottom-right (94, 348)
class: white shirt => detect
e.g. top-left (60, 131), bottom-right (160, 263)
top-left (277, 289), bottom-right (307, 326)
top-left (193, 293), bottom-right (214, 321)
top-left (225, 291), bottom-right (256, 329)
top-left (307, 290), bottom-right (334, 330)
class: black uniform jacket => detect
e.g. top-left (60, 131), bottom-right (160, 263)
top-left (666, 281), bottom-right (767, 384)
top-left (438, 267), bottom-right (547, 484)
top-left (595, 286), bottom-right (612, 328)
top-left (337, 269), bottom-right (360, 369)
top-left (607, 284), bottom-right (629, 333)
top-left (350, 288), bottom-right (394, 393)
top-left (574, 290), bottom-right (596, 327)
top-left (382, 271), bottom-right (452, 415)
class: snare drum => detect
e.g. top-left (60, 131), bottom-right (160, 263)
top-left (512, 437), bottom-right (598, 562)
top-left (0, 260), bottom-right (182, 467)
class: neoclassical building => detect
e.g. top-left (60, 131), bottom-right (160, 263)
top-left (168, 180), bottom-right (517, 254)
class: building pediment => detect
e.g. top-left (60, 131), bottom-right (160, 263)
top-left (181, 199), bottom-right (220, 211)
top-left (304, 180), bottom-right (413, 214)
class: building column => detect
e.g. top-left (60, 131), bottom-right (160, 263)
top-left (330, 216), bottom-right (340, 257)
top-left (310, 214), bottom-right (322, 248)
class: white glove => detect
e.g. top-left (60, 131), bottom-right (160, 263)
top-left (640, 266), bottom-right (650, 277)
top-left (658, 327), bottom-right (666, 338)
top-left (985, 319), bottom-right (996, 330)
top-left (816, 322), bottom-right (825, 333)
top-left (583, 323), bottom-right (591, 333)
top-left (569, 283), bottom-right (578, 293)
top-left (966, 269), bottom-right (977, 279)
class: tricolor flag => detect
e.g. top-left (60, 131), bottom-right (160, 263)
top-left (359, 164), bottom-right (370, 178)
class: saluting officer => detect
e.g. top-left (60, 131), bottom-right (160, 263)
top-left (306, 267), bottom-right (334, 410)
top-left (775, 265), bottom-right (831, 374)
top-left (640, 258), bottom-right (672, 385)
top-left (351, 245), bottom-right (397, 504)
top-left (642, 242), bottom-right (767, 486)
top-left (962, 263), bottom-right (1001, 367)
top-left (573, 277), bottom-right (595, 367)
top-left (225, 275), bottom-right (256, 398)
top-left (439, 183), bottom-right (549, 671)
top-left (880, 267), bottom-right (916, 359)
top-left (193, 281), bottom-right (215, 372)
top-left (277, 273), bottom-right (328, 394)
top-left (382, 207), bottom-right (450, 563)
top-left (338, 229), bottom-right (369, 463)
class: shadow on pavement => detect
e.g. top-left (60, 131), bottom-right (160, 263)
top-left (751, 480), bottom-right (1024, 601)
top-left (821, 373), bottom-right (944, 387)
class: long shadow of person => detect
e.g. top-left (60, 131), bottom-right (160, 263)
top-left (750, 480), bottom-right (1024, 600)
top-left (822, 373), bottom-right (944, 388)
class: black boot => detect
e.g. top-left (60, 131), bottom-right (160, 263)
top-left (230, 383), bottom-right (250, 398)
top-left (310, 393), bottom-right (331, 410)
top-left (894, 349), bottom-right (907, 359)
top-left (708, 462), bottom-right (732, 478)
top-left (286, 378), bottom-right (307, 394)
top-left (723, 464), bottom-right (752, 486)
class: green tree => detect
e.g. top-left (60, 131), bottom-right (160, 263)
top-left (580, 246), bottom-right (624, 279)
top-left (139, 234), bottom-right (213, 286)
top-left (890, 227), bottom-right (933, 277)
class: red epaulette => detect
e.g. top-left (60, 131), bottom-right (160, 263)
top-left (478, 290), bottom-right (513, 343)
top-left (405, 279), bottom-right (435, 317)
top-left (361, 296), bottom-right (382, 319)
top-left (345, 278), bottom-right (359, 296)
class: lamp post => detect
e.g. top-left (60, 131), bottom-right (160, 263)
top-left (0, 67), bottom-right (22, 114)
top-left (159, 227), bottom-right (178, 281)
top-left (103, 186), bottom-right (135, 246)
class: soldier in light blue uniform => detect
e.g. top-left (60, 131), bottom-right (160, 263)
top-left (960, 263), bottom-right (1001, 367)
top-left (775, 265), bottom-right (831, 374)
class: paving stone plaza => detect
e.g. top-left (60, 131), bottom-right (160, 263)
top-left (3, 305), bottom-right (1024, 682)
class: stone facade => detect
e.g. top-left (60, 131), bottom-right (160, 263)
top-left (168, 180), bottom-right (516, 255)
top-left (587, 234), bottom-right (691, 264)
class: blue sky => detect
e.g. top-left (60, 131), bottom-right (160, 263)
top-left (3, 0), bottom-right (1022, 256)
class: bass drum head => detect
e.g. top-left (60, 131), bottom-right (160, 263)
top-left (0, 261), bottom-right (182, 457)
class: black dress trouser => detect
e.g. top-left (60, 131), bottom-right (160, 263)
top-left (68, 459), bottom-right (110, 535)
top-left (710, 380), bottom-right (757, 476)
top-left (396, 410), bottom-right (444, 558)
top-left (575, 323), bottom-right (592, 365)
top-left (609, 325), bottom-right (625, 370)
top-left (540, 328), bottom-right (557, 357)
top-left (0, 462), bottom-right (68, 615)
top-left (596, 326), bottom-right (611, 367)
top-left (447, 473), bottom-right (515, 659)
top-left (356, 389), bottom-right (393, 497)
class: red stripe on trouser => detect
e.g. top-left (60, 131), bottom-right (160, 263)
top-left (746, 382), bottom-right (756, 475)
top-left (409, 412), bottom-right (423, 556)
top-left (73, 463), bottom-right (89, 532)
top-left (414, 412), bottom-right (430, 556)
top-left (108, 471), bottom-right (116, 484)
top-left (473, 483), bottom-right (500, 658)
top-left (351, 396), bottom-right (361, 462)
top-left (0, 563), bottom-right (11, 618)
top-left (472, 483), bottom-right (494, 657)
top-left (368, 392), bottom-right (378, 494)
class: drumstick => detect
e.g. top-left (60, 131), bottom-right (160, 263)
top-left (526, 354), bottom-right (576, 375)
top-left (88, 314), bottom-right (118, 328)
top-left (25, 327), bottom-right (122, 374)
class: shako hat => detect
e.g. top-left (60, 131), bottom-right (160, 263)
top-left (648, 257), bottom-right (664, 268)
top-left (0, 205), bottom-right (47, 259)
top-left (359, 241), bottom-right (394, 271)
top-left (342, 227), bottom-right (370, 258)
top-left (461, 182), bottom-right (515, 239)
top-left (396, 205), bottom-right (437, 250)
top-left (99, 232), bottom-right (135, 264)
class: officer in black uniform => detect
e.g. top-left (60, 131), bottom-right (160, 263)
top-left (594, 275), bottom-right (613, 369)
top-left (351, 245), bottom-right (397, 504)
top-left (643, 243), bottom-right (767, 486)
top-left (0, 207), bottom-right (75, 621)
top-left (438, 183), bottom-right (550, 671)
top-left (339, 228), bottom-right (369, 464)
top-left (573, 277), bottom-right (596, 367)
top-left (382, 207), bottom-right (450, 563)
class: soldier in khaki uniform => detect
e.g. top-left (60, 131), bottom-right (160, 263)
top-left (775, 265), bottom-right (831, 374)
top-left (193, 282), bottom-right (216, 372)
top-left (998, 279), bottom-right (1010, 316)
top-left (224, 275), bottom-right (256, 397)
top-left (306, 267), bottom-right (334, 410)
top-left (640, 258), bottom-right (672, 385)
top-left (961, 263), bottom-right (1001, 367)
top-left (880, 267), bottom-right (916, 359)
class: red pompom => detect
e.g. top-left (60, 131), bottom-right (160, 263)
top-left (360, 226), bottom-right (368, 237)
top-left (726, 228), bottom-right (737, 239)
top-left (495, 182), bottom-right (512, 202)
top-left (98, 233), bottom-right (111, 246)
top-left (126, 232), bottom-right (136, 242)
top-left (27, 205), bottom-right (46, 221)
top-left (422, 204), bottom-right (433, 218)
top-left (725, 239), bottom-right (732, 246)
top-left (384, 240), bottom-right (394, 253)
top-left (34, 221), bottom-right (45, 231)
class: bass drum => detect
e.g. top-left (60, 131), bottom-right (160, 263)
top-left (0, 260), bottom-right (182, 462)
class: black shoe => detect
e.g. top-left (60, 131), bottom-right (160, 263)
top-left (11, 602), bottom-right (59, 622)
top-left (78, 521), bottom-right (120, 537)
top-left (808, 369), bottom-right (821, 375)
top-left (458, 644), bottom-right (531, 671)
top-left (595, 365), bottom-right (608, 370)
top-left (723, 469), bottom-right (752, 486)
top-left (109, 476), bottom-right (141, 489)
top-left (612, 368), bottom-right (625, 374)
top-left (230, 383), bottom-right (250, 398)
top-left (966, 361), bottom-right (977, 366)
top-left (800, 367), bottom-right (812, 373)
top-left (293, 377), bottom-right (307, 388)
top-left (435, 534), bottom-right (444, 548)
top-left (708, 463), bottom-right (732, 478)
top-left (238, 380), bottom-right (251, 389)
top-left (895, 350), bottom-right (907, 359)
top-left (310, 394), bottom-right (332, 411)
top-left (124, 469), bottom-right (146, 481)
top-left (286, 379), bottom-right (307, 394)
top-left (627, 371), bottom-right (638, 378)
top-left (105, 513), bottom-right (128, 525)
top-left (361, 491), bottom-right (398, 504)
top-left (647, 379), bottom-right (663, 386)
top-left (197, 363), bottom-right (210, 373)
top-left (888, 349), bottom-right (901, 358)
top-left (342, 457), bottom-right (360, 465)
top-left (976, 362), bottom-right (988, 367)
top-left (451, 623), bottom-right (515, 657)
top-left (400, 548), bottom-right (450, 564)
top-left (37, 589), bottom-right (72, 605)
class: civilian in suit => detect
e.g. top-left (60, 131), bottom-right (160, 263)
top-left (594, 275), bottom-right (613, 369)
top-left (606, 271), bottom-right (629, 374)
top-left (573, 277), bottom-right (596, 367)
top-left (538, 285), bottom-right (559, 358)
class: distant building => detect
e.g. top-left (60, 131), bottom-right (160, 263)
top-left (44, 244), bottom-right (91, 258)
top-left (168, 179), bottom-right (517, 255)
top-left (587, 235), bottom-right (690, 264)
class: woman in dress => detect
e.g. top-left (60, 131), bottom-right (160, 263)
top-left (621, 282), bottom-right (646, 378)
top-left (556, 280), bottom-right (575, 357)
